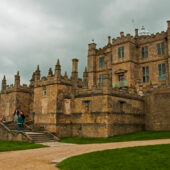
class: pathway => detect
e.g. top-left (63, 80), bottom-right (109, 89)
top-left (0, 139), bottom-right (170, 170)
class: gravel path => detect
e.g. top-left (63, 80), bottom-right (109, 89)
top-left (0, 139), bottom-right (170, 170)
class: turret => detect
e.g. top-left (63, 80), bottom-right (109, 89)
top-left (1, 75), bottom-right (6, 92)
top-left (14, 71), bottom-right (20, 88)
top-left (55, 59), bottom-right (61, 80)
top-left (83, 67), bottom-right (88, 88)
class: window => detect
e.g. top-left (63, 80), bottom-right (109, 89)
top-left (142, 46), bottom-right (148, 58)
top-left (43, 90), bottom-right (47, 96)
top-left (99, 74), bottom-right (104, 88)
top-left (158, 63), bottom-right (166, 81)
top-left (118, 47), bottom-right (124, 58)
top-left (99, 57), bottom-right (105, 67)
top-left (142, 66), bottom-right (149, 83)
top-left (157, 42), bottom-right (165, 55)
top-left (119, 75), bottom-right (125, 81)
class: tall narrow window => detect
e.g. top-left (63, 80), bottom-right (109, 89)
top-left (99, 74), bottom-right (104, 88)
top-left (99, 57), bottom-right (105, 67)
top-left (158, 63), bottom-right (166, 81)
top-left (142, 66), bottom-right (149, 83)
top-left (142, 46), bottom-right (148, 58)
top-left (157, 42), bottom-right (165, 55)
top-left (118, 47), bottom-right (124, 58)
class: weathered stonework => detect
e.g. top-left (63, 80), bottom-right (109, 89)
top-left (0, 21), bottom-right (170, 138)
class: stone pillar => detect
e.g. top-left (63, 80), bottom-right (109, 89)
top-left (14, 71), bottom-right (20, 88)
top-left (55, 59), bottom-right (61, 80)
top-left (1, 75), bottom-right (6, 92)
top-left (88, 43), bottom-right (97, 88)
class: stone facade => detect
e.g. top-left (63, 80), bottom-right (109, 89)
top-left (0, 21), bottom-right (170, 137)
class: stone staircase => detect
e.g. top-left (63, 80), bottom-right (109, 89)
top-left (5, 122), bottom-right (59, 143)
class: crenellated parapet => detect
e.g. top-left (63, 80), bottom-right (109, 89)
top-left (112, 32), bottom-right (136, 46)
top-left (138, 31), bottom-right (167, 45)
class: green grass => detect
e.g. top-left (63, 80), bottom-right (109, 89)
top-left (0, 140), bottom-right (47, 152)
top-left (57, 144), bottom-right (170, 170)
top-left (59, 131), bottom-right (170, 144)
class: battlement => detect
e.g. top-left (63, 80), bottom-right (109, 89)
top-left (138, 31), bottom-right (167, 45)
top-left (112, 33), bottom-right (136, 45)
top-left (3, 83), bottom-right (30, 93)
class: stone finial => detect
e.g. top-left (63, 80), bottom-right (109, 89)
top-left (55, 59), bottom-right (61, 80)
top-left (17, 71), bottom-right (20, 76)
top-left (56, 59), bottom-right (60, 66)
top-left (83, 67), bottom-right (88, 77)
top-left (3, 75), bottom-right (6, 81)
top-left (64, 72), bottom-right (68, 80)
top-left (48, 68), bottom-right (53, 76)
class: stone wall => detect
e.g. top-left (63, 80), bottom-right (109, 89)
top-left (145, 88), bottom-right (170, 130)
top-left (0, 123), bottom-right (32, 142)
top-left (56, 90), bottom-right (145, 138)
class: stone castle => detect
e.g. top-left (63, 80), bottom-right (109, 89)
top-left (0, 21), bottom-right (170, 138)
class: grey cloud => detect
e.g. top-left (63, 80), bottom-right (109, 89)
top-left (0, 0), bottom-right (169, 86)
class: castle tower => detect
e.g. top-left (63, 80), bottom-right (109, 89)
top-left (83, 67), bottom-right (88, 88)
top-left (55, 59), bottom-right (61, 80)
top-left (88, 42), bottom-right (97, 88)
top-left (167, 21), bottom-right (170, 83)
top-left (1, 75), bottom-right (6, 92)
top-left (14, 71), bottom-right (20, 88)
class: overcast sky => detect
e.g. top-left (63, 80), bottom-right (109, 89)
top-left (0, 0), bottom-right (169, 86)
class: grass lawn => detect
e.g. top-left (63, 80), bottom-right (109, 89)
top-left (57, 144), bottom-right (170, 170)
top-left (59, 131), bottom-right (170, 144)
top-left (0, 140), bottom-right (46, 152)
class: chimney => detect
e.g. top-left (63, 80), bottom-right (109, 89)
top-left (120, 32), bottom-right (124, 38)
top-left (108, 36), bottom-right (111, 44)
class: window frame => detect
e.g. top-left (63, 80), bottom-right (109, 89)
top-left (99, 56), bottom-right (105, 67)
top-left (157, 42), bottom-right (165, 55)
top-left (118, 47), bottom-right (125, 58)
top-left (142, 46), bottom-right (148, 58)
top-left (158, 63), bottom-right (166, 81)
top-left (99, 74), bottom-right (104, 88)
top-left (142, 66), bottom-right (149, 83)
